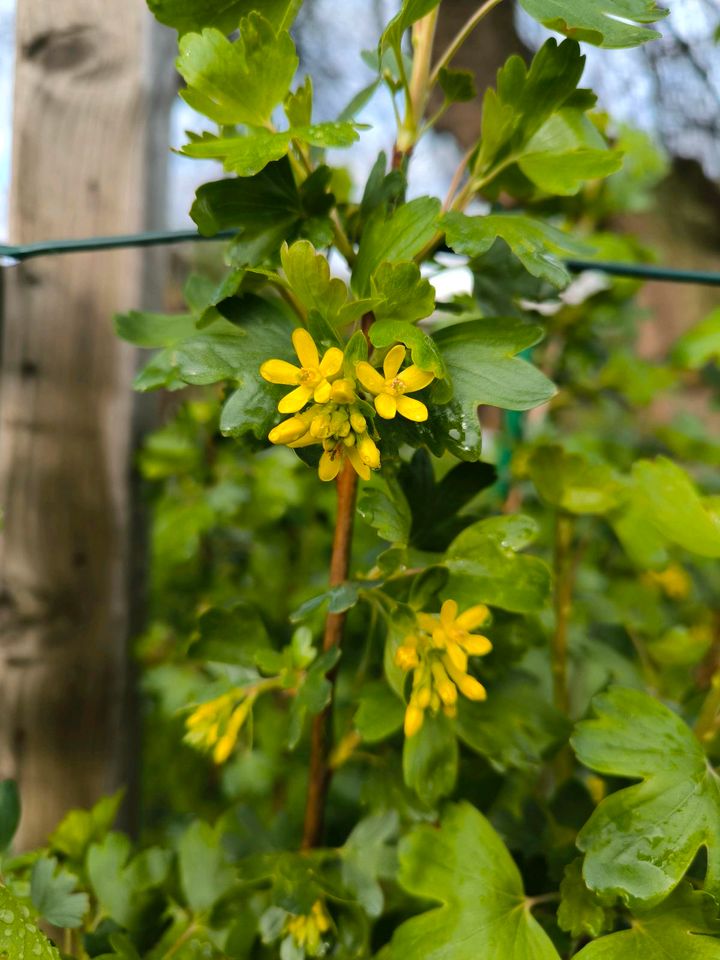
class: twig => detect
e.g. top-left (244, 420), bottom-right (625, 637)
top-left (301, 460), bottom-right (359, 849)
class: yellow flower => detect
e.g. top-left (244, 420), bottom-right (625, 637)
top-left (260, 328), bottom-right (343, 414)
top-left (395, 599), bottom-right (492, 737)
top-left (645, 564), bottom-right (691, 600)
top-left (185, 689), bottom-right (252, 764)
top-left (356, 344), bottom-right (434, 421)
top-left (285, 901), bottom-right (331, 956)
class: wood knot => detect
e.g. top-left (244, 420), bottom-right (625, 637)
top-left (23, 25), bottom-right (95, 72)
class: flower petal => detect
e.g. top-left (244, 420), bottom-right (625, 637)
top-left (375, 392), bottom-right (397, 419)
top-left (260, 359), bottom-right (301, 385)
top-left (396, 395), bottom-right (428, 422)
top-left (320, 347), bottom-right (343, 377)
top-left (358, 433), bottom-right (380, 469)
top-left (293, 328), bottom-right (319, 368)
top-left (278, 384), bottom-right (313, 413)
top-left (383, 344), bottom-right (406, 379)
top-left (356, 361), bottom-right (385, 395)
top-left (319, 450), bottom-right (342, 481)
top-left (441, 599), bottom-right (458, 629)
top-left (269, 416), bottom-right (308, 444)
top-left (313, 380), bottom-right (332, 404)
top-left (398, 365), bottom-right (434, 392)
top-left (462, 635), bottom-right (493, 656)
top-left (456, 604), bottom-right (490, 631)
top-left (347, 445), bottom-right (371, 481)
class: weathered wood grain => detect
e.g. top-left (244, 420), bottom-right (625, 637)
top-left (0, 0), bottom-right (171, 848)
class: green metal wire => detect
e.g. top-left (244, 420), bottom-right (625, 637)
top-left (1, 229), bottom-right (720, 286)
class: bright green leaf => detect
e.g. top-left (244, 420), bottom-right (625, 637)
top-left (178, 821), bottom-right (235, 913)
top-left (381, 0), bottom-right (441, 52)
top-left (574, 884), bottom-right (720, 958)
top-left (442, 211), bottom-right (590, 288)
top-left (371, 261), bottom-right (435, 324)
top-left (573, 687), bottom-right (720, 906)
top-left (177, 16), bottom-right (298, 126)
top-left (49, 792), bottom-right (123, 864)
top-left (352, 198), bottom-right (441, 296)
top-left (357, 478), bottom-right (412, 545)
top-left (31, 858), bottom-right (88, 929)
top-left (0, 885), bottom-right (60, 960)
top-left (528, 445), bottom-right (624, 514)
top-left (633, 458), bottom-right (720, 558)
top-left (391, 802), bottom-right (561, 959)
top-left (281, 241), bottom-right (348, 324)
top-left (674, 308), bottom-right (720, 369)
top-left (557, 858), bottom-right (614, 940)
top-left (288, 649), bottom-right (341, 749)
top-left (518, 0), bottom-right (668, 49)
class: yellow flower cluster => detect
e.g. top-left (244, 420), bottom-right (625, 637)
top-left (395, 599), bottom-right (492, 737)
top-left (284, 901), bottom-right (331, 957)
top-left (644, 564), bottom-right (691, 600)
top-left (185, 689), bottom-right (253, 764)
top-left (260, 331), bottom-right (434, 481)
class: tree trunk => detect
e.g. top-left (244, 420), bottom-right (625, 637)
top-left (0, 0), bottom-right (171, 849)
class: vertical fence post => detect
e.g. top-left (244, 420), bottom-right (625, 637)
top-left (0, 0), bottom-right (171, 848)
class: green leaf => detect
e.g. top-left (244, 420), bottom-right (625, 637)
top-left (0, 884), bottom-right (61, 960)
top-left (182, 122), bottom-right (362, 177)
top-left (557, 859), bottom-right (614, 939)
top-left (528, 445), bottom-right (623, 514)
top-left (433, 319), bottom-right (556, 413)
top-left (285, 75), bottom-right (313, 128)
top-left (442, 211), bottom-right (590, 288)
top-left (49, 792), bottom-right (122, 864)
top-left (381, 0), bottom-right (441, 52)
top-left (574, 884), bottom-right (720, 958)
top-left (281, 241), bottom-right (348, 325)
top-left (456, 672), bottom-right (569, 772)
top-left (30, 858), bottom-right (89, 929)
top-left (87, 834), bottom-right (171, 928)
top-left (370, 321), bottom-right (446, 379)
top-left (391, 802), bottom-right (561, 959)
top-left (188, 603), bottom-right (270, 666)
top-left (518, 0), bottom-right (668, 49)
top-left (402, 713), bottom-right (458, 806)
top-left (445, 515), bottom-right (552, 613)
top-left (288, 649), bottom-right (341, 749)
top-left (114, 311), bottom-right (200, 348)
top-left (357, 478), bottom-right (412, 545)
top-left (352, 198), bottom-right (440, 296)
top-left (178, 821), bottom-right (235, 913)
top-left (517, 109), bottom-right (623, 195)
top-left (438, 67), bottom-right (476, 103)
top-left (341, 812), bottom-right (398, 917)
top-left (371, 261), bottom-right (435, 324)
top-left (674, 308), bottom-right (720, 369)
top-left (177, 16), bottom-right (298, 127)
top-left (148, 0), bottom-right (302, 36)
top-left (355, 682), bottom-right (405, 743)
top-left (572, 687), bottom-right (720, 907)
top-left (633, 458), bottom-right (720, 558)
top-left (0, 782), bottom-right (20, 852)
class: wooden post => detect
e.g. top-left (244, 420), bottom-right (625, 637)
top-left (0, 0), bottom-right (171, 848)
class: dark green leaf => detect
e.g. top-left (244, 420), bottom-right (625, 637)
top-left (445, 515), bottom-right (552, 613)
top-left (573, 687), bottom-right (720, 907)
top-left (341, 812), bottom-right (398, 917)
top-left (558, 859), bottom-right (614, 939)
top-left (355, 683), bottom-right (405, 743)
top-left (438, 67), bottom-right (476, 103)
top-left (402, 712), bottom-right (458, 806)
top-left (357, 478), bottom-right (412, 545)
top-left (87, 835), bottom-right (171, 928)
top-left (148, 0), bottom-right (302, 36)
top-left (188, 604), bottom-right (270, 666)
top-left (0, 781), bottom-right (20, 852)
top-left (391, 802), bottom-right (561, 959)
top-left (288, 649), bottom-right (341, 749)
top-left (442, 211), bottom-right (590, 288)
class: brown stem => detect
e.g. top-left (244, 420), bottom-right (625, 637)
top-left (301, 460), bottom-right (358, 849)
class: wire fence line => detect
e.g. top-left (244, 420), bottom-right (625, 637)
top-left (1, 229), bottom-right (720, 286)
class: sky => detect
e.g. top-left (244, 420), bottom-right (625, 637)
top-left (2, 0), bottom-right (720, 242)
